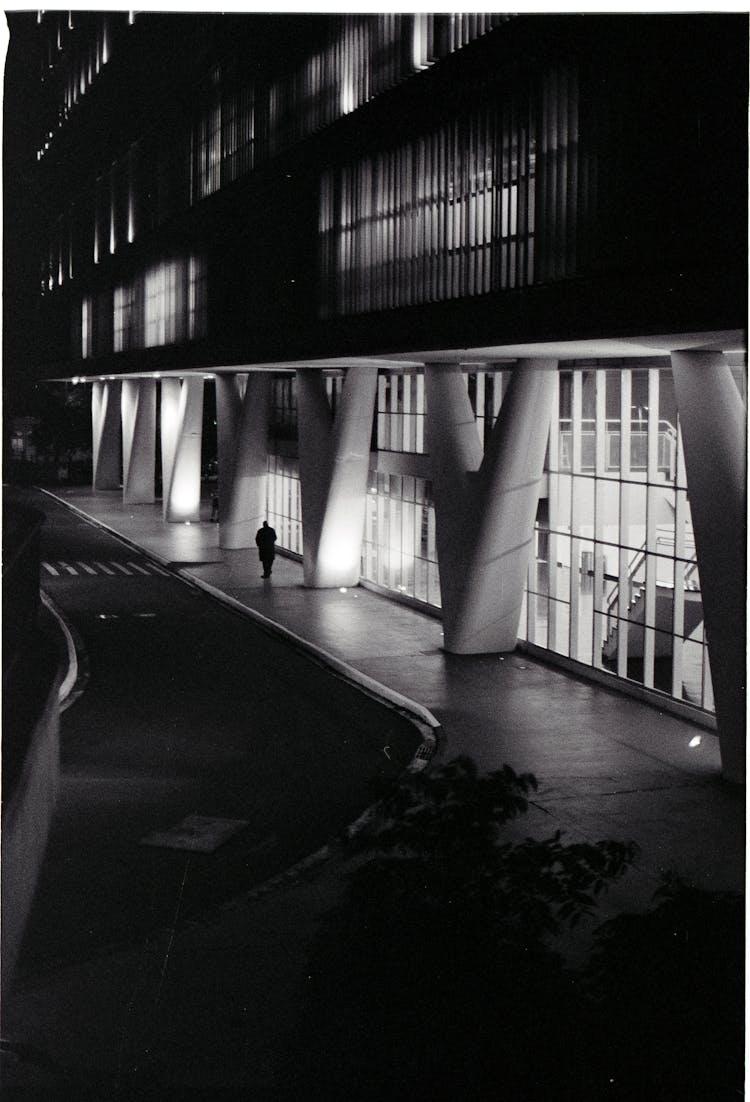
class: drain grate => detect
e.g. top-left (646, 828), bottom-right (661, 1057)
top-left (139, 814), bottom-right (249, 853)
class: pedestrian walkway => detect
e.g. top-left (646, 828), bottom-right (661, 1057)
top-left (43, 487), bottom-right (744, 900)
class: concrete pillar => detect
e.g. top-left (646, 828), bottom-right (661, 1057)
top-left (92, 379), bottom-right (122, 490)
top-left (426, 360), bottom-right (557, 653)
top-left (215, 374), bottom-right (243, 529)
top-left (162, 376), bottom-right (204, 523)
top-left (219, 373), bottom-right (271, 549)
top-left (670, 350), bottom-right (746, 784)
top-left (297, 366), bottom-right (378, 587)
top-left (121, 378), bottom-right (156, 504)
top-left (160, 378), bottom-right (181, 519)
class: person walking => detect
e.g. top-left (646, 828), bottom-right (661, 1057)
top-left (255, 520), bottom-right (278, 578)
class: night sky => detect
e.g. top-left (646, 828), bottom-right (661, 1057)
top-left (4, 12), bottom-right (46, 411)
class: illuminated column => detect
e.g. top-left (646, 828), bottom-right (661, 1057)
top-left (219, 372), bottom-right (271, 549)
top-left (670, 350), bottom-right (746, 784)
top-left (160, 378), bottom-right (180, 518)
top-left (121, 378), bottom-right (156, 504)
top-left (215, 373), bottom-right (243, 524)
top-left (297, 366), bottom-right (378, 587)
top-left (92, 379), bottom-right (122, 490)
top-left (426, 360), bottom-right (557, 653)
top-left (162, 376), bottom-right (204, 523)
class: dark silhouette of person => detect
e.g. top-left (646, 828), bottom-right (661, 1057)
top-left (210, 491), bottom-right (219, 522)
top-left (255, 520), bottom-right (278, 578)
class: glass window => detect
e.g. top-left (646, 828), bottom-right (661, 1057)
top-left (519, 363), bottom-right (716, 717)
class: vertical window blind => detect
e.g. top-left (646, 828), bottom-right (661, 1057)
top-left (319, 64), bottom-right (580, 316)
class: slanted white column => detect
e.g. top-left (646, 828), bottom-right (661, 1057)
top-left (92, 379), bottom-right (122, 490)
top-left (215, 374), bottom-right (243, 528)
top-left (426, 360), bottom-right (557, 653)
top-left (297, 367), bottom-right (378, 587)
top-left (160, 378), bottom-right (181, 519)
top-left (219, 373), bottom-right (271, 549)
top-left (121, 378), bottom-right (156, 504)
top-left (670, 350), bottom-right (746, 784)
top-left (162, 376), bottom-right (204, 523)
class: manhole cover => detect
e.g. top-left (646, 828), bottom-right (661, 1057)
top-left (139, 815), bottom-right (249, 853)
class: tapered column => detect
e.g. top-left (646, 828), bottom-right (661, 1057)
top-left (426, 360), bottom-right (557, 653)
top-left (160, 378), bottom-right (181, 519)
top-left (297, 366), bottom-right (378, 587)
top-left (92, 379), bottom-right (122, 490)
top-left (670, 350), bottom-right (746, 784)
top-left (162, 376), bottom-right (204, 523)
top-left (121, 378), bottom-right (156, 504)
top-left (219, 373), bottom-right (271, 549)
top-left (215, 373), bottom-right (243, 528)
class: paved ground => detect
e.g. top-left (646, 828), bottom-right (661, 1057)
top-left (2, 484), bottom-right (744, 1100)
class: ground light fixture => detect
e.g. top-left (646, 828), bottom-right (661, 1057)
top-left (688, 735), bottom-right (702, 748)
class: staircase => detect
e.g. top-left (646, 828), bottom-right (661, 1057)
top-left (602, 517), bottom-right (701, 665)
top-left (602, 582), bottom-right (703, 660)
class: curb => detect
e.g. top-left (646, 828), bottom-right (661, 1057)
top-left (35, 487), bottom-right (443, 902)
top-left (39, 590), bottom-right (81, 710)
top-left (183, 572), bottom-right (442, 757)
top-left (37, 488), bottom-right (442, 764)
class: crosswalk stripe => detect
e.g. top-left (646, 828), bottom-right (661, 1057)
top-left (76, 561), bottom-right (97, 575)
top-left (147, 563), bottom-right (170, 576)
top-left (93, 561), bottom-right (115, 575)
top-left (42, 561), bottom-right (60, 576)
top-left (126, 561), bottom-right (150, 575)
top-left (110, 562), bottom-right (132, 575)
top-left (58, 561), bottom-right (78, 575)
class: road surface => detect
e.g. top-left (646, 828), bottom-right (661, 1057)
top-left (10, 486), bottom-right (422, 979)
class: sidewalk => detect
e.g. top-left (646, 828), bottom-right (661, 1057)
top-left (43, 487), bottom-right (744, 899)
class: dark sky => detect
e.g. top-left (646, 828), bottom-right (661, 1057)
top-left (4, 12), bottom-right (45, 403)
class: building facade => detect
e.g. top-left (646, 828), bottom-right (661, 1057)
top-left (10, 13), bottom-right (747, 779)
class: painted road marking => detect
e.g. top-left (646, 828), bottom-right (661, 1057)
top-left (58, 561), bottom-right (78, 575)
top-left (93, 561), bottom-right (116, 575)
top-left (42, 562), bottom-right (60, 575)
top-left (126, 561), bottom-right (150, 575)
top-left (147, 563), bottom-right (170, 576)
top-left (76, 561), bottom-right (97, 575)
top-left (110, 562), bottom-right (132, 575)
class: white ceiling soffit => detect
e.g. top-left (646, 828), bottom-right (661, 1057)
top-left (51, 329), bottom-right (746, 382)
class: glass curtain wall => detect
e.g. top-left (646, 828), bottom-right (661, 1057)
top-left (520, 365), bottom-right (714, 713)
top-left (361, 472), bottom-right (440, 606)
top-left (266, 454), bottom-right (303, 555)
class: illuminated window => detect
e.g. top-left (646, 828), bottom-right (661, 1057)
top-left (81, 297), bottom-right (91, 359)
top-left (266, 454), bottom-right (303, 555)
top-left (319, 94), bottom-right (539, 316)
top-left (361, 471), bottom-right (440, 606)
top-left (192, 67), bottom-right (222, 201)
top-left (187, 256), bottom-right (207, 340)
top-left (113, 284), bottom-right (135, 352)
top-left (377, 373), bottom-right (426, 454)
top-left (520, 364), bottom-right (715, 715)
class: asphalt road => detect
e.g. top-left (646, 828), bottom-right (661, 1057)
top-left (11, 487), bottom-right (422, 979)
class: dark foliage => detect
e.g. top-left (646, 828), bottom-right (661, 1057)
top-left (583, 876), bottom-right (745, 1101)
top-left (278, 757), bottom-right (640, 1101)
top-left (276, 758), bottom-right (743, 1100)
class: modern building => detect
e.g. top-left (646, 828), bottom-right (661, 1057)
top-left (8, 13), bottom-right (747, 780)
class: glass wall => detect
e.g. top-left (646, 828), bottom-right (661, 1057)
top-left (318, 64), bottom-right (583, 316)
top-left (361, 471), bottom-right (440, 606)
top-left (520, 365), bottom-right (714, 713)
top-left (106, 255), bottom-right (207, 353)
top-left (377, 373), bottom-right (426, 453)
top-left (266, 453), bottom-right (303, 555)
